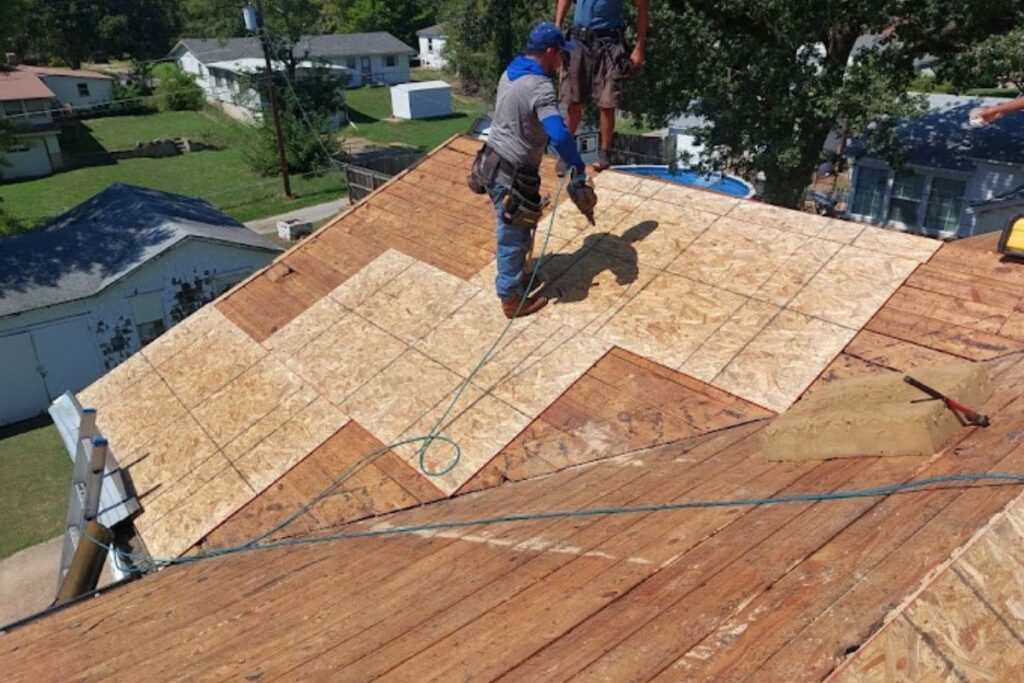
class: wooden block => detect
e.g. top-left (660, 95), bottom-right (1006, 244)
top-left (761, 362), bottom-right (992, 460)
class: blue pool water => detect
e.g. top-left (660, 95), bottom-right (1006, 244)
top-left (614, 165), bottom-right (755, 198)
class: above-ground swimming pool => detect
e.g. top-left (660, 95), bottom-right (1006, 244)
top-left (614, 165), bottom-right (756, 198)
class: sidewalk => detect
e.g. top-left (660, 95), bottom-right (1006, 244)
top-left (245, 197), bottom-right (350, 235)
top-left (0, 536), bottom-right (113, 627)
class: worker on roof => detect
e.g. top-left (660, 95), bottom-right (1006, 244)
top-left (467, 22), bottom-right (594, 319)
top-left (556, 0), bottom-right (649, 172)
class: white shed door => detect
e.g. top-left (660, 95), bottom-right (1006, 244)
top-left (0, 333), bottom-right (50, 425)
top-left (31, 318), bottom-right (104, 400)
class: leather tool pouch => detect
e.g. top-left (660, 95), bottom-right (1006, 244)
top-left (467, 145), bottom-right (500, 195)
top-left (503, 168), bottom-right (548, 229)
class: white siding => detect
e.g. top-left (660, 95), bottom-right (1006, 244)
top-left (325, 54), bottom-right (410, 87)
top-left (0, 239), bottom-right (276, 425)
top-left (40, 74), bottom-right (113, 110)
top-left (418, 35), bottom-right (448, 70)
top-left (0, 133), bottom-right (59, 180)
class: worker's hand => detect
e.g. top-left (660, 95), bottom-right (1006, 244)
top-left (970, 106), bottom-right (1002, 127)
top-left (570, 166), bottom-right (590, 187)
top-left (627, 46), bottom-right (645, 77)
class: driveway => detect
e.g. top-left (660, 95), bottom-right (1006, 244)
top-left (245, 197), bottom-right (350, 235)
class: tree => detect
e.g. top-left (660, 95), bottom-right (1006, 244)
top-left (439, 0), bottom-right (548, 95)
top-left (244, 64), bottom-right (344, 175)
top-left (945, 28), bottom-right (1024, 92)
top-left (320, 0), bottom-right (435, 48)
top-left (156, 66), bottom-right (205, 111)
top-left (617, 0), bottom-right (1024, 206)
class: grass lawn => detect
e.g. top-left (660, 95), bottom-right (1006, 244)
top-left (0, 108), bottom-right (347, 232)
top-left (339, 83), bottom-right (488, 152)
top-left (0, 417), bottom-right (71, 560)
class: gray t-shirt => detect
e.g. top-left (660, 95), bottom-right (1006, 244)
top-left (487, 70), bottom-right (561, 186)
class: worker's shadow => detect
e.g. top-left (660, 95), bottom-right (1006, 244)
top-left (534, 220), bottom-right (658, 303)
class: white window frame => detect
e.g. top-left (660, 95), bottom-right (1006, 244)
top-left (76, 82), bottom-right (90, 97)
top-left (847, 160), bottom-right (971, 237)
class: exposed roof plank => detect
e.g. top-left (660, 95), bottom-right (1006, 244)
top-left (865, 307), bottom-right (1024, 361)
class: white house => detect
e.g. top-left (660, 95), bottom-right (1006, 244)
top-left (846, 94), bottom-right (1024, 239)
top-left (1, 65), bottom-right (113, 180)
top-left (0, 68), bottom-right (62, 180)
top-left (416, 24), bottom-right (448, 70)
top-left (391, 80), bottom-right (451, 119)
top-left (18, 64), bottom-right (113, 112)
top-left (202, 57), bottom-right (348, 126)
top-left (170, 32), bottom-right (416, 119)
top-left (0, 184), bottom-right (282, 426)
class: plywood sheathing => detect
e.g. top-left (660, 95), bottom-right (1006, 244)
top-left (10, 353), bottom-right (1024, 681)
top-left (761, 362), bottom-right (993, 461)
top-left (832, 490), bottom-right (1024, 682)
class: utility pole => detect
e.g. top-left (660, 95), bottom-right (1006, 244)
top-left (245, 3), bottom-right (292, 198)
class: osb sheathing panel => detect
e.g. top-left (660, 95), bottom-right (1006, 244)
top-left (833, 494), bottom-right (1024, 682)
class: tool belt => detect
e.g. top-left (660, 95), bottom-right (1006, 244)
top-left (468, 145), bottom-right (548, 229)
top-left (570, 25), bottom-right (625, 45)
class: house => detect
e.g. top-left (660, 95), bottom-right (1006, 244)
top-left (0, 68), bottom-right (62, 180)
top-left (416, 23), bottom-right (448, 70)
top-left (16, 64), bottom-right (113, 112)
top-left (0, 65), bottom-right (113, 180)
top-left (846, 93), bottom-right (1024, 239)
top-left (0, 183), bottom-right (281, 426)
top-left (201, 57), bottom-right (348, 126)
top-left (5, 137), bottom-right (1024, 680)
top-left (170, 32), bottom-right (416, 118)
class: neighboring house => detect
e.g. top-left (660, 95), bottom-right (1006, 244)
top-left (0, 183), bottom-right (282, 425)
top-left (170, 33), bottom-right (416, 119)
top-left (0, 68), bottom-right (62, 180)
top-left (17, 64), bottom-right (113, 112)
top-left (846, 94), bottom-right (1024, 239)
top-left (417, 24), bottom-right (448, 70)
top-left (201, 57), bottom-right (348, 126)
top-left (0, 65), bottom-right (113, 180)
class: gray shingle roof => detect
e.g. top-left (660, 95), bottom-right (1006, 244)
top-left (416, 24), bottom-right (445, 37)
top-left (175, 32), bottom-right (416, 63)
top-left (853, 94), bottom-right (1024, 171)
top-left (0, 184), bottom-right (281, 318)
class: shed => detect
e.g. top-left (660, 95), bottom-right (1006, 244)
top-left (0, 183), bottom-right (281, 426)
top-left (390, 80), bottom-right (452, 120)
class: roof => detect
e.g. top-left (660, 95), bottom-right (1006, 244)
top-left (0, 68), bottom-right (55, 102)
top-left (17, 64), bottom-right (112, 80)
top-left (0, 184), bottom-right (281, 318)
top-left (206, 58), bottom-right (348, 75)
top-left (7, 137), bottom-right (1024, 678)
top-left (856, 93), bottom-right (1024, 170)
top-left (391, 80), bottom-right (451, 92)
top-left (416, 23), bottom-right (445, 36)
top-left (173, 32), bottom-right (416, 64)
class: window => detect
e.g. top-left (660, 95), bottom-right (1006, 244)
top-left (886, 172), bottom-right (924, 226)
top-left (849, 166), bottom-right (888, 222)
top-left (130, 292), bottom-right (166, 347)
top-left (77, 82), bottom-right (90, 97)
top-left (1, 101), bottom-right (23, 117)
top-left (347, 58), bottom-right (356, 69)
top-left (427, 38), bottom-right (434, 52)
top-left (924, 177), bottom-right (967, 234)
top-left (23, 99), bottom-right (45, 112)
top-left (386, 55), bottom-right (397, 67)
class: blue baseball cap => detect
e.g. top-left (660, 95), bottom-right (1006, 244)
top-left (526, 22), bottom-right (578, 52)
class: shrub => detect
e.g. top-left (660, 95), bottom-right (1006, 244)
top-left (156, 67), bottom-right (204, 111)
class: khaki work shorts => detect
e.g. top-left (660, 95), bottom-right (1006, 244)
top-left (559, 35), bottom-right (628, 110)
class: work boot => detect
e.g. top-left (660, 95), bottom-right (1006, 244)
top-left (501, 294), bottom-right (548, 319)
top-left (593, 149), bottom-right (612, 172)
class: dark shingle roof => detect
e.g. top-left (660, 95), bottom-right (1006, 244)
top-left (174, 32), bottom-right (416, 63)
top-left (0, 184), bottom-right (281, 318)
top-left (853, 94), bottom-right (1024, 171)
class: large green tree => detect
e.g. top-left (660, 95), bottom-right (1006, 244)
top-left (439, 0), bottom-right (549, 95)
top-left (321, 0), bottom-right (435, 49)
